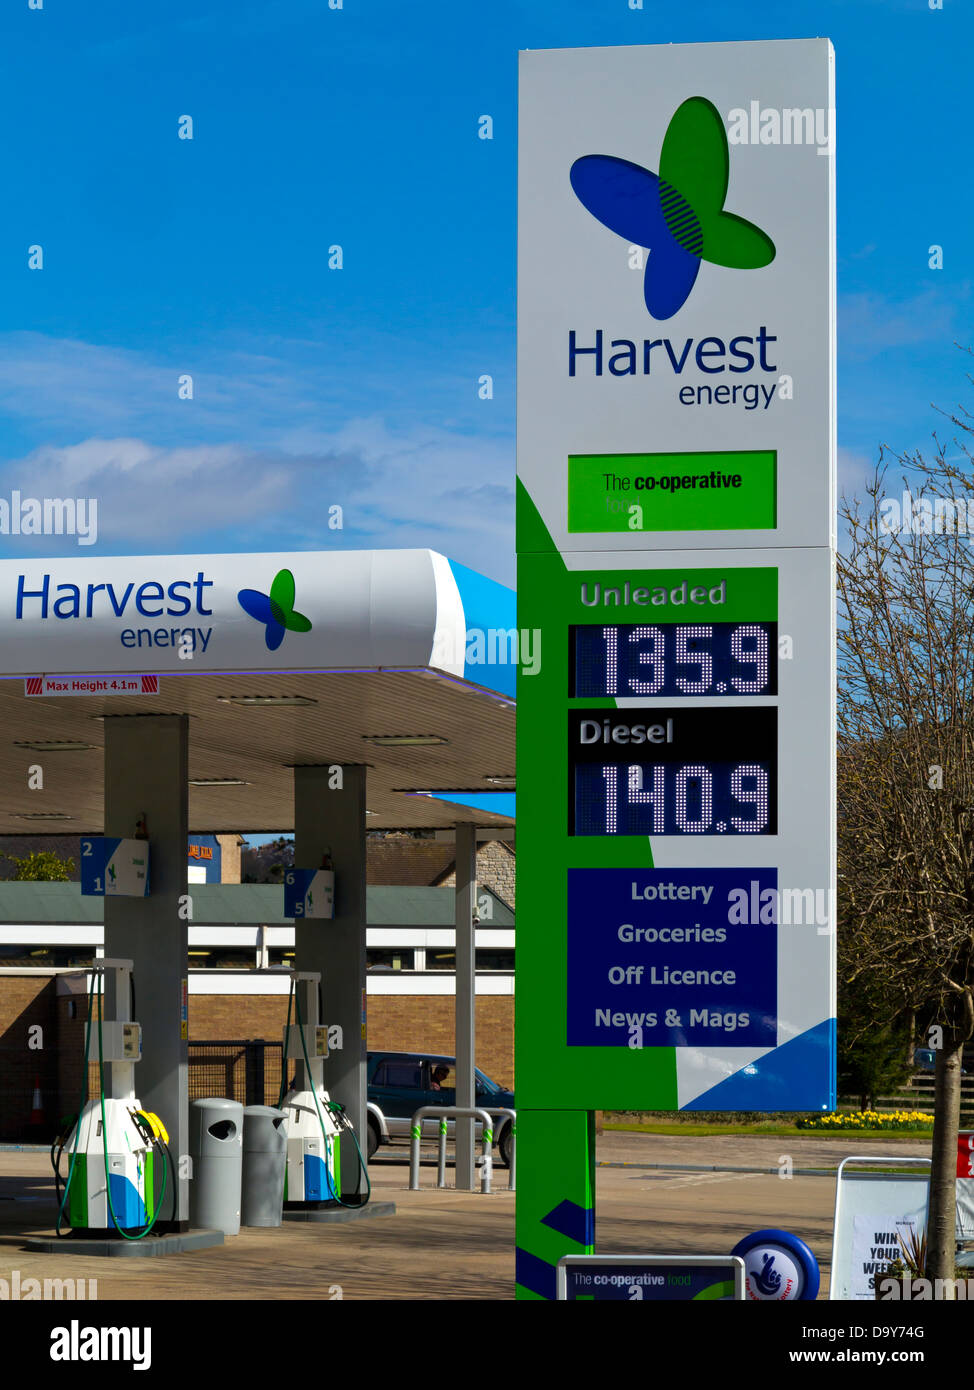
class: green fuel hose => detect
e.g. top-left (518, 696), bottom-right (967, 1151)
top-left (54, 971), bottom-right (97, 1237)
top-left (94, 975), bottom-right (168, 1241)
top-left (276, 979), bottom-right (295, 1108)
top-left (284, 977), bottom-right (371, 1208)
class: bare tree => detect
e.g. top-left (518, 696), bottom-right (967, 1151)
top-left (838, 432), bottom-right (974, 1289)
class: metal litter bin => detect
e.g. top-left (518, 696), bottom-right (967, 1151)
top-left (241, 1105), bottom-right (288, 1227)
top-left (189, 1097), bottom-right (243, 1236)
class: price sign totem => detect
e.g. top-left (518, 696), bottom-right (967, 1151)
top-left (515, 40), bottom-right (836, 1299)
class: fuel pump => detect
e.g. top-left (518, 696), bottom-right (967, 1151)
top-left (278, 971), bottom-right (370, 1207)
top-left (52, 959), bottom-right (172, 1239)
top-left (279, 972), bottom-right (340, 1203)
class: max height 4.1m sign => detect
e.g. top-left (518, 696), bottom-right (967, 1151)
top-left (515, 38), bottom-right (836, 1300)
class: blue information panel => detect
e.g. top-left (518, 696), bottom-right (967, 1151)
top-left (567, 868), bottom-right (777, 1048)
top-left (557, 1255), bottom-right (745, 1301)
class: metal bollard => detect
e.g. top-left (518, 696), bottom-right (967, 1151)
top-left (481, 1126), bottom-right (493, 1194)
top-left (484, 1107), bottom-right (517, 1191)
top-left (409, 1105), bottom-right (497, 1191)
top-left (408, 1122), bottom-right (422, 1190)
top-left (437, 1118), bottom-right (448, 1188)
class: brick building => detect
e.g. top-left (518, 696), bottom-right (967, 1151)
top-left (0, 832), bottom-right (515, 1139)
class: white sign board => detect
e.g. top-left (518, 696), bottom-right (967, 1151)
top-left (0, 550), bottom-right (471, 679)
top-left (515, 38), bottom-right (836, 1114)
top-left (518, 37), bottom-right (836, 554)
top-left (830, 1158), bottom-right (930, 1301)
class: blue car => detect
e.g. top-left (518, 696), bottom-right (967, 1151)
top-left (914, 1047), bottom-right (966, 1074)
top-left (366, 1051), bottom-right (515, 1166)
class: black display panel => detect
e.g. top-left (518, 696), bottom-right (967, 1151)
top-left (570, 621), bottom-right (777, 698)
top-left (569, 706), bottom-right (777, 836)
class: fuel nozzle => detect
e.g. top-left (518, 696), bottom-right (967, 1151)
top-left (327, 1099), bottom-right (351, 1131)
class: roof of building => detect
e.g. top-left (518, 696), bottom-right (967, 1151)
top-left (0, 880), bottom-right (514, 928)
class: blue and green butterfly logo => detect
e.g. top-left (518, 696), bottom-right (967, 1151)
top-left (237, 568), bottom-right (312, 651)
top-left (570, 96), bottom-right (776, 320)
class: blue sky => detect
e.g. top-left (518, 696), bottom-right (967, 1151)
top-left (0, 0), bottom-right (969, 585)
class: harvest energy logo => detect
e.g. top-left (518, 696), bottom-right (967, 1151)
top-left (570, 96), bottom-right (776, 319)
top-left (237, 568), bottom-right (312, 650)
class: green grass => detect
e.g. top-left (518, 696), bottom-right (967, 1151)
top-left (602, 1121), bottom-right (934, 1138)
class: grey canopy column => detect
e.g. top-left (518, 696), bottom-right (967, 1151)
top-left (294, 764), bottom-right (367, 1199)
top-left (454, 823), bottom-right (477, 1190)
top-left (103, 714), bottom-right (189, 1228)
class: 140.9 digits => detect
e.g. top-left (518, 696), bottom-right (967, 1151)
top-left (574, 760), bottom-right (774, 837)
top-left (571, 621), bottom-right (776, 698)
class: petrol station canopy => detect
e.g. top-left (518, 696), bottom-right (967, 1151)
top-left (0, 547), bottom-right (516, 834)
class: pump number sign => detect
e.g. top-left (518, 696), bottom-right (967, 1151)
top-left (284, 868), bottom-right (335, 920)
top-left (80, 837), bottom-right (151, 898)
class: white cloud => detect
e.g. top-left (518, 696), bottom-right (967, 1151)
top-left (0, 332), bottom-right (516, 581)
top-left (839, 287), bottom-right (958, 361)
top-left (0, 333), bottom-right (328, 437)
top-left (837, 446), bottom-right (877, 497)
top-left (0, 420), bottom-right (515, 582)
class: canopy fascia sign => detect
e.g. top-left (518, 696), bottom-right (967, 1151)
top-left (0, 549), bottom-right (515, 699)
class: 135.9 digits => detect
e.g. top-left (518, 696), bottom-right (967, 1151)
top-left (571, 622), bottom-right (776, 698)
